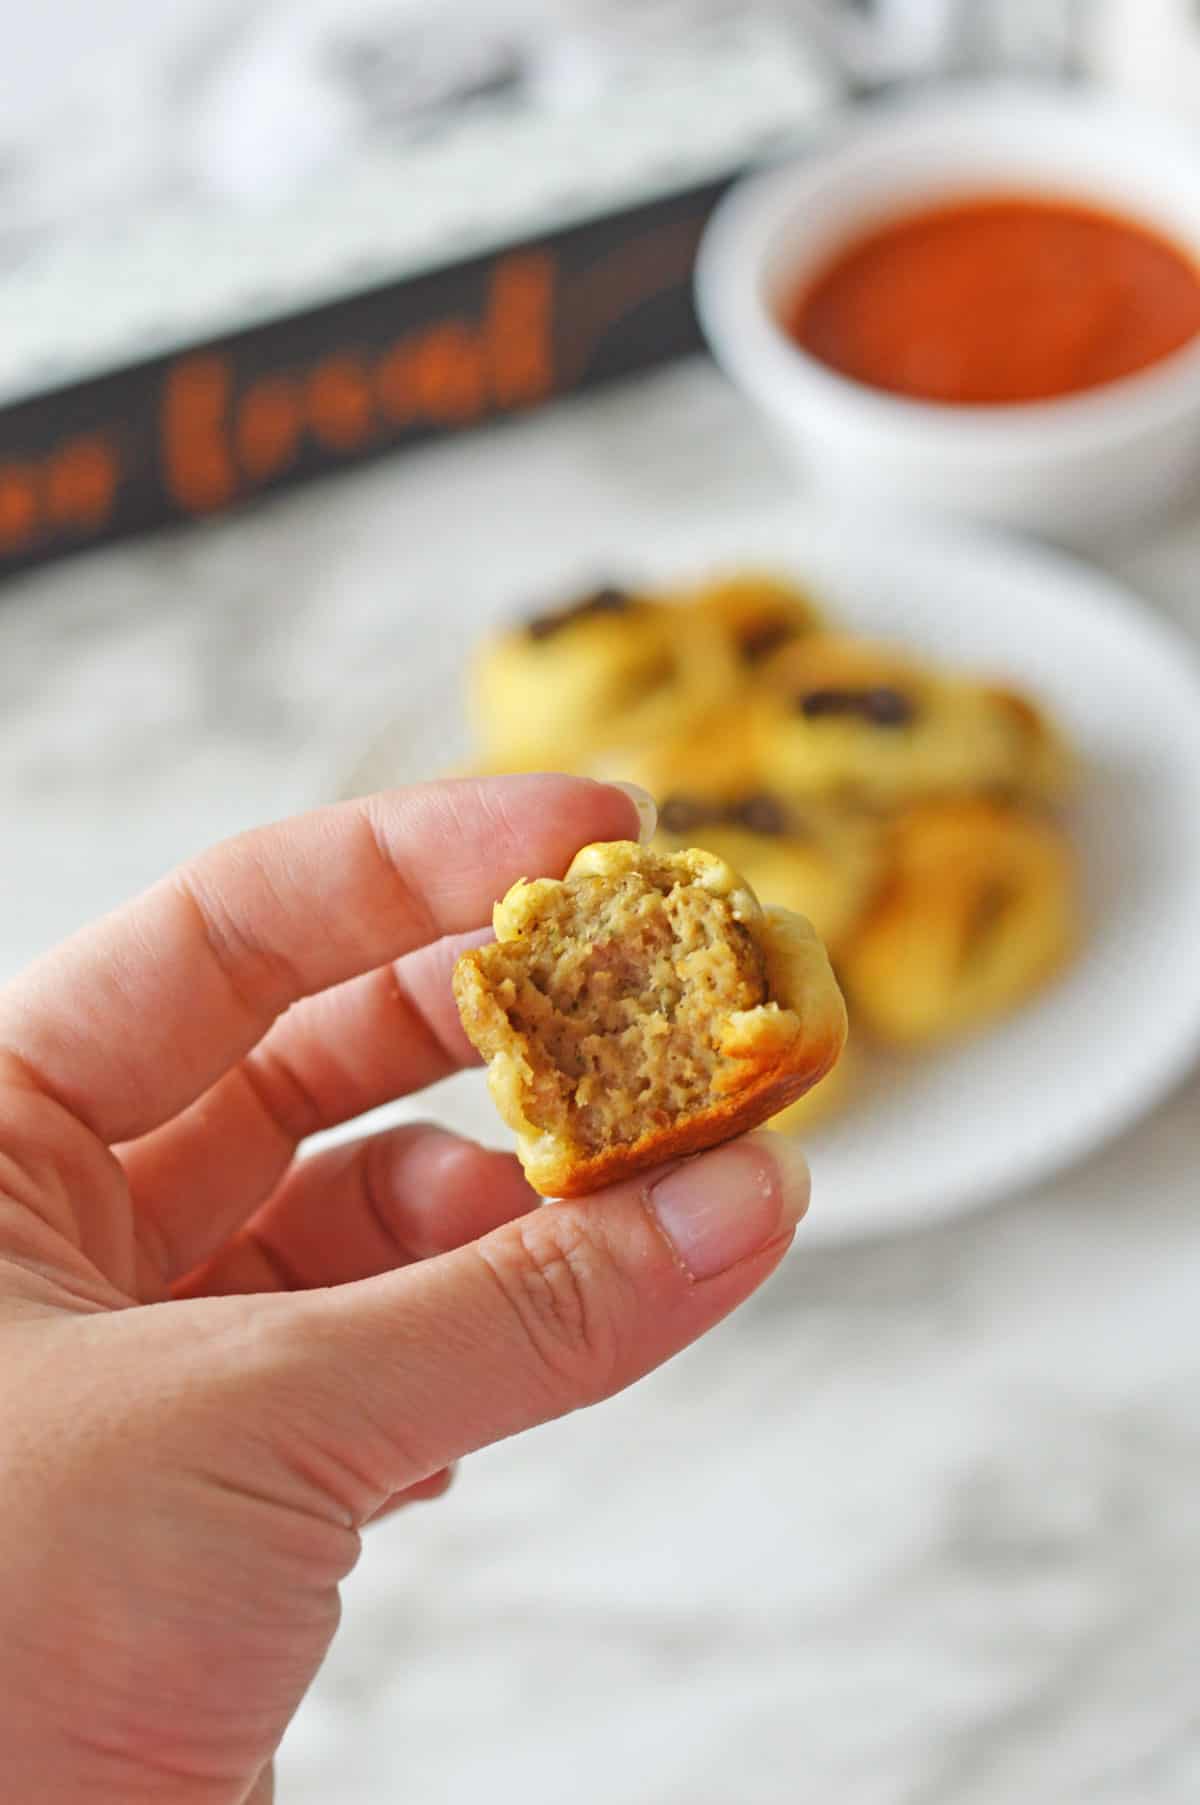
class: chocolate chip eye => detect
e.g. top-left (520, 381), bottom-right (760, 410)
top-left (728, 793), bottom-right (788, 836)
top-left (797, 687), bottom-right (848, 719)
top-left (659, 794), bottom-right (711, 836)
top-left (961, 879), bottom-right (1018, 967)
top-left (525, 585), bottom-right (636, 641)
top-left (526, 614), bottom-right (563, 641)
top-left (585, 585), bottom-right (635, 615)
top-left (737, 617), bottom-right (796, 665)
top-left (796, 686), bottom-right (915, 727)
top-left (861, 687), bottom-right (916, 726)
top-left (661, 791), bottom-right (794, 838)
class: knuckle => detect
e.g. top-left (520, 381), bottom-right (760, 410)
top-left (174, 862), bottom-right (305, 1025)
top-left (480, 1211), bottom-right (633, 1409)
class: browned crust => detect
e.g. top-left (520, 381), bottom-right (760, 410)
top-left (519, 1028), bottom-right (843, 1198)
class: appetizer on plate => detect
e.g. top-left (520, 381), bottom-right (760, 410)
top-left (471, 582), bottom-right (734, 769)
top-left (460, 562), bottom-right (1082, 1135)
top-left (842, 798), bottom-right (1077, 1044)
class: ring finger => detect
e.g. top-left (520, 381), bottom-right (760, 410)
top-left (173, 1121), bottom-right (537, 1299)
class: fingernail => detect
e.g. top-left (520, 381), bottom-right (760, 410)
top-left (648, 1134), bottom-right (810, 1280)
top-left (611, 781), bottom-right (658, 846)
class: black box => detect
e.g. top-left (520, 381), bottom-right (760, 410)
top-left (0, 19), bottom-right (838, 576)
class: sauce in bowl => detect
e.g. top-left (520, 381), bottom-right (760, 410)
top-left (786, 195), bottom-right (1200, 406)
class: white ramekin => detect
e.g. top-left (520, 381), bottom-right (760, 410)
top-left (695, 83), bottom-right (1200, 545)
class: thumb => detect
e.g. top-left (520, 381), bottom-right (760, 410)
top-left (260, 1132), bottom-right (811, 1523)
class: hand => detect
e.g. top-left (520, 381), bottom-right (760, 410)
top-left (0, 775), bottom-right (810, 1804)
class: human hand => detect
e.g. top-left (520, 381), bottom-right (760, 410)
top-left (0, 775), bottom-right (810, 1804)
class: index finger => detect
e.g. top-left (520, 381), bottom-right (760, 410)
top-left (0, 776), bottom-right (640, 1144)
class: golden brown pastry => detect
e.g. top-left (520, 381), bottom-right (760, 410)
top-left (453, 841), bottom-right (847, 1197)
top-left (593, 703), bottom-right (763, 801)
top-left (471, 584), bottom-right (735, 769)
top-left (767, 1032), bottom-right (857, 1134)
top-left (841, 799), bottom-right (1077, 1045)
top-left (753, 635), bottom-right (1031, 807)
top-left (981, 685), bottom-right (1076, 803)
top-left (690, 571), bottom-right (824, 673)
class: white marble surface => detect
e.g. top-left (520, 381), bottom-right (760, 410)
top-left (3, 363), bottom-right (1200, 1802)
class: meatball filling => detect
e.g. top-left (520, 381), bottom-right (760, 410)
top-left (471, 868), bottom-right (768, 1155)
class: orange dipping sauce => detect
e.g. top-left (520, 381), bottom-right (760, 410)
top-left (786, 195), bottom-right (1200, 406)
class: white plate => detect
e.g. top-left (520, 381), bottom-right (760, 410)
top-left (339, 503), bottom-right (1200, 1244)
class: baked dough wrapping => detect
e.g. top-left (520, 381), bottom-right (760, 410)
top-left (689, 571), bottom-right (824, 670)
top-left (842, 798), bottom-right (1077, 1044)
top-left (471, 585), bottom-right (735, 769)
top-left (753, 634), bottom-right (1036, 807)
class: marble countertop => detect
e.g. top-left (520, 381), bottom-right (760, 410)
top-left (3, 362), bottom-right (1199, 1803)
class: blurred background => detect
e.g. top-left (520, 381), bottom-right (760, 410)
top-left (5, 4), bottom-right (1200, 1802)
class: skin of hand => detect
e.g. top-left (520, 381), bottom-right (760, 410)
top-left (0, 774), bottom-right (810, 1805)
